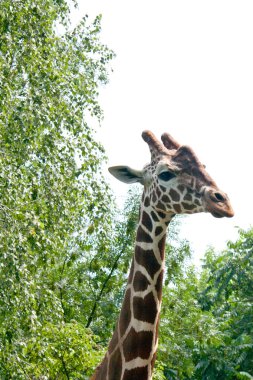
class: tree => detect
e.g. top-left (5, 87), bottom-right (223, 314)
top-left (196, 228), bottom-right (253, 379)
top-left (55, 186), bottom-right (141, 344)
top-left (0, 0), bottom-right (114, 378)
top-left (154, 228), bottom-right (253, 380)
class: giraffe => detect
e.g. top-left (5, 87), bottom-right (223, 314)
top-left (90, 130), bottom-right (234, 380)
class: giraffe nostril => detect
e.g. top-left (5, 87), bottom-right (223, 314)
top-left (214, 192), bottom-right (225, 202)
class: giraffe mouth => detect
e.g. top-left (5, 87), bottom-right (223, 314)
top-left (207, 202), bottom-right (235, 218)
top-left (207, 205), bottom-right (234, 218)
top-left (211, 211), bottom-right (225, 218)
top-left (204, 187), bottom-right (234, 218)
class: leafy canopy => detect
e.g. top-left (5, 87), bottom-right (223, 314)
top-left (0, 0), bottom-right (114, 378)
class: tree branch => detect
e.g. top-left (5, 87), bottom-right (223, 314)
top-left (85, 242), bottom-right (128, 328)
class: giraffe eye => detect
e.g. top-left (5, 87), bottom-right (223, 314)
top-left (158, 171), bottom-right (176, 181)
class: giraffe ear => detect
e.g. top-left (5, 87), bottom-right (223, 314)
top-left (108, 166), bottom-right (144, 184)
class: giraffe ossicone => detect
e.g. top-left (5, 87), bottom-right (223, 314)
top-left (91, 130), bottom-right (234, 380)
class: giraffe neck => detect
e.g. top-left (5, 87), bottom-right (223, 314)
top-left (92, 203), bottom-right (172, 380)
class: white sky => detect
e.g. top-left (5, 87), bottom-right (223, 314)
top-left (73, 1), bottom-right (253, 264)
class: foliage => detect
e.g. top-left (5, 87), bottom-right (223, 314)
top-left (85, 187), bottom-right (141, 336)
top-left (155, 227), bottom-right (253, 380)
top-left (195, 228), bottom-right (253, 379)
top-left (59, 187), bottom-right (141, 342)
top-left (157, 267), bottom-right (221, 379)
top-left (0, 323), bottom-right (103, 379)
top-left (0, 0), bottom-right (114, 377)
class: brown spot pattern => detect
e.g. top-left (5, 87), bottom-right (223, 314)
top-left (142, 211), bottom-right (153, 232)
top-left (156, 201), bottom-right (166, 211)
top-left (169, 188), bottom-right (180, 202)
top-left (184, 193), bottom-right (192, 201)
top-left (123, 327), bottom-right (153, 361)
top-left (156, 188), bottom-right (161, 198)
top-left (123, 366), bottom-right (148, 380)
top-left (158, 235), bottom-right (166, 260)
top-left (109, 348), bottom-right (122, 379)
top-left (155, 226), bottom-right (163, 236)
top-left (155, 270), bottom-right (164, 301)
top-left (108, 329), bottom-right (118, 354)
top-left (144, 196), bottom-right (150, 207)
top-left (136, 226), bottom-right (153, 243)
top-left (177, 185), bottom-right (185, 193)
top-left (133, 292), bottom-right (157, 324)
top-left (182, 202), bottom-right (195, 210)
top-left (152, 193), bottom-right (157, 203)
top-left (173, 204), bottom-right (182, 213)
top-left (133, 271), bottom-right (151, 292)
top-left (135, 246), bottom-right (161, 279)
top-left (96, 357), bottom-right (108, 380)
top-left (162, 194), bottom-right (170, 203)
top-left (151, 211), bottom-right (159, 222)
top-left (119, 289), bottom-right (131, 336)
top-left (158, 211), bottom-right (166, 219)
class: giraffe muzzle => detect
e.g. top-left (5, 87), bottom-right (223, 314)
top-left (204, 188), bottom-right (234, 218)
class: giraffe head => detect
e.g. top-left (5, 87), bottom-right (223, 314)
top-left (109, 130), bottom-right (234, 219)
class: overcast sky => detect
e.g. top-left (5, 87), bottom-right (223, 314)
top-left (73, 1), bottom-right (253, 264)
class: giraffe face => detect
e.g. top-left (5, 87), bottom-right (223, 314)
top-left (142, 156), bottom-right (208, 216)
top-left (109, 131), bottom-right (234, 219)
